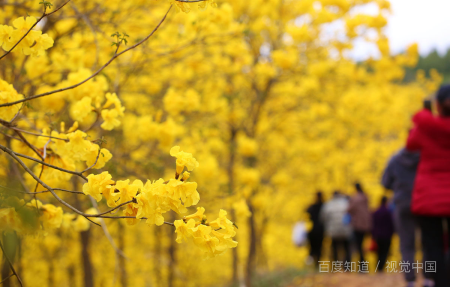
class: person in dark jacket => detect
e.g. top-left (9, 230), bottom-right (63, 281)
top-left (406, 85), bottom-right (450, 287)
top-left (348, 182), bottom-right (371, 263)
top-left (372, 196), bottom-right (394, 272)
top-left (306, 192), bottom-right (325, 267)
top-left (382, 148), bottom-right (433, 287)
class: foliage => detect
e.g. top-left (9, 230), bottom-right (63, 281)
top-left (404, 48), bottom-right (450, 83)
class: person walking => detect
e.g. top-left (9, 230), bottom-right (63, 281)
top-left (320, 191), bottom-right (352, 263)
top-left (306, 192), bottom-right (325, 267)
top-left (348, 182), bottom-right (372, 263)
top-left (382, 148), bottom-right (435, 287)
top-left (372, 196), bottom-right (394, 272)
top-left (407, 85), bottom-right (450, 287)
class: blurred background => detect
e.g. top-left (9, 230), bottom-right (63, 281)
top-left (0, 0), bottom-right (448, 286)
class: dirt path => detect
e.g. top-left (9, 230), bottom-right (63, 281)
top-left (287, 273), bottom-right (422, 287)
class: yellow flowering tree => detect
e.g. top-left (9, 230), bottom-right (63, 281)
top-left (0, 1), bottom-right (239, 286)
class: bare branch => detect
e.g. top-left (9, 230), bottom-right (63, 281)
top-left (10, 127), bottom-right (69, 142)
top-left (89, 197), bottom-right (128, 259)
top-left (93, 200), bottom-right (134, 217)
top-left (0, 5), bottom-right (173, 108)
top-left (0, 273), bottom-right (14, 284)
top-left (14, 129), bottom-right (44, 160)
top-left (1, 144), bottom-right (175, 228)
top-left (0, 145), bottom-right (88, 181)
top-left (14, 187), bottom-right (84, 195)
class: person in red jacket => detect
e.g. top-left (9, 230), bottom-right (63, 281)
top-left (406, 84), bottom-right (450, 287)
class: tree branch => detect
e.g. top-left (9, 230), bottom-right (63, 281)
top-left (0, 273), bottom-right (14, 284)
top-left (80, 147), bottom-right (101, 173)
top-left (14, 129), bottom-right (44, 160)
top-left (1, 144), bottom-right (175, 229)
top-left (0, 5), bottom-right (173, 108)
top-left (0, 144), bottom-right (88, 181)
top-left (89, 197), bottom-right (128, 259)
top-left (0, 0), bottom-right (72, 61)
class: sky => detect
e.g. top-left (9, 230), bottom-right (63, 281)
top-left (351, 0), bottom-right (450, 60)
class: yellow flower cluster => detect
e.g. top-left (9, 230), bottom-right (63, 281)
top-left (0, 79), bottom-right (24, 121)
top-left (174, 208), bottom-right (238, 258)
top-left (170, 146), bottom-right (199, 176)
top-left (83, 146), bottom-right (200, 225)
top-left (0, 16), bottom-right (53, 56)
top-left (81, 146), bottom-right (236, 257)
top-left (50, 129), bottom-right (112, 169)
top-left (101, 92), bottom-right (125, 130)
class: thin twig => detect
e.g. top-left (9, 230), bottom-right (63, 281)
top-left (13, 187), bottom-right (84, 195)
top-left (93, 200), bottom-right (134, 217)
top-left (0, 241), bottom-right (23, 287)
top-left (1, 144), bottom-right (174, 228)
top-left (0, 5), bottom-right (173, 108)
top-left (89, 197), bottom-right (128, 259)
top-left (80, 147), bottom-right (101, 173)
top-left (11, 127), bottom-right (69, 141)
top-left (0, 273), bottom-right (14, 284)
top-left (14, 129), bottom-right (44, 160)
top-left (9, 160), bottom-right (31, 193)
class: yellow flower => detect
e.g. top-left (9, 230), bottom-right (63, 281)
top-left (101, 109), bottom-right (121, 130)
top-left (211, 229), bottom-right (238, 253)
top-left (191, 225), bottom-right (220, 258)
top-left (209, 209), bottom-right (236, 237)
top-left (72, 215), bottom-right (90, 232)
top-left (0, 208), bottom-right (22, 233)
top-left (0, 79), bottom-right (24, 121)
top-left (40, 204), bottom-right (63, 230)
top-left (84, 145), bottom-right (112, 169)
top-left (0, 25), bottom-right (14, 50)
top-left (169, 146), bottom-right (199, 175)
top-left (66, 130), bottom-right (92, 159)
top-left (28, 34), bottom-right (54, 56)
top-left (70, 96), bottom-right (93, 122)
top-left (174, 219), bottom-right (196, 243)
top-left (112, 179), bottom-right (142, 206)
top-left (123, 204), bottom-right (139, 225)
top-left (166, 179), bottom-right (200, 208)
top-left (83, 172), bottom-right (115, 202)
top-left (184, 207), bottom-right (205, 222)
top-left (103, 93), bottom-right (125, 116)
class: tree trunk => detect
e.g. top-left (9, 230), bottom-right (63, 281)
top-left (231, 209), bottom-right (239, 286)
top-left (244, 201), bottom-right (256, 287)
top-left (80, 229), bottom-right (94, 287)
top-left (167, 213), bottom-right (177, 287)
top-left (118, 222), bottom-right (127, 287)
top-left (48, 259), bottom-right (54, 287)
top-left (67, 265), bottom-right (75, 287)
top-left (227, 128), bottom-right (239, 285)
top-left (153, 227), bottom-right (162, 286)
top-left (73, 178), bottom-right (94, 287)
top-left (1, 232), bottom-right (18, 287)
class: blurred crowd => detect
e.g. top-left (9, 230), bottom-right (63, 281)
top-left (304, 84), bottom-right (450, 287)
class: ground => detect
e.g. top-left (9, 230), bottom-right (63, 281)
top-left (287, 273), bottom-right (423, 287)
